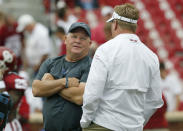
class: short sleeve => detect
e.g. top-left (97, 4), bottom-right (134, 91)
top-left (35, 58), bottom-right (52, 80)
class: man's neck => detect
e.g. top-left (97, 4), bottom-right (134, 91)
top-left (65, 53), bottom-right (87, 62)
top-left (113, 29), bottom-right (134, 38)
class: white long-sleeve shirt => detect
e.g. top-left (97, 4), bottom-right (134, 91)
top-left (80, 34), bottom-right (163, 131)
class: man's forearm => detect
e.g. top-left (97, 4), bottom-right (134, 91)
top-left (60, 90), bottom-right (83, 105)
top-left (32, 78), bottom-right (66, 97)
top-left (59, 83), bottom-right (85, 105)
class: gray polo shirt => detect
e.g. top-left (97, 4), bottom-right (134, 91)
top-left (35, 55), bottom-right (92, 131)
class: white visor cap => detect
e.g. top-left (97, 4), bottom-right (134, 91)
top-left (107, 11), bottom-right (137, 24)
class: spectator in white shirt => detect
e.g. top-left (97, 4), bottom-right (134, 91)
top-left (56, 1), bottom-right (77, 33)
top-left (16, 14), bottom-right (52, 78)
top-left (80, 3), bottom-right (163, 131)
top-left (160, 62), bottom-right (182, 112)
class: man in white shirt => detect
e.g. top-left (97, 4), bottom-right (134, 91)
top-left (80, 3), bottom-right (163, 131)
top-left (160, 62), bottom-right (182, 112)
top-left (17, 14), bottom-right (51, 76)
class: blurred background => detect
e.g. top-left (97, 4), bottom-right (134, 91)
top-left (0, 0), bottom-right (183, 131)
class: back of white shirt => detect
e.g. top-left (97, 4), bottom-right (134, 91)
top-left (81, 34), bottom-right (163, 130)
top-left (105, 34), bottom-right (159, 92)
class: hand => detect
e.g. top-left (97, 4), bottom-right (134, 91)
top-left (41, 73), bottom-right (54, 80)
top-left (68, 77), bottom-right (79, 87)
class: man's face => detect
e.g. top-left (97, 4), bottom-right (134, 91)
top-left (24, 24), bottom-right (33, 33)
top-left (65, 28), bottom-right (91, 57)
top-left (160, 69), bottom-right (167, 80)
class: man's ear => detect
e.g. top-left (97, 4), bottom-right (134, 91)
top-left (89, 40), bottom-right (92, 45)
top-left (114, 20), bottom-right (118, 30)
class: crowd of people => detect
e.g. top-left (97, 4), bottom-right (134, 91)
top-left (0, 0), bottom-right (183, 131)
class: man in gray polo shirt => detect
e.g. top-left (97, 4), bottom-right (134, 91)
top-left (32, 22), bottom-right (92, 131)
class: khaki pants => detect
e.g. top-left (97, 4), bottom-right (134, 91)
top-left (82, 123), bottom-right (112, 131)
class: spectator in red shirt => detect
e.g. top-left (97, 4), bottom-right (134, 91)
top-left (0, 47), bottom-right (29, 131)
top-left (0, 12), bottom-right (24, 70)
